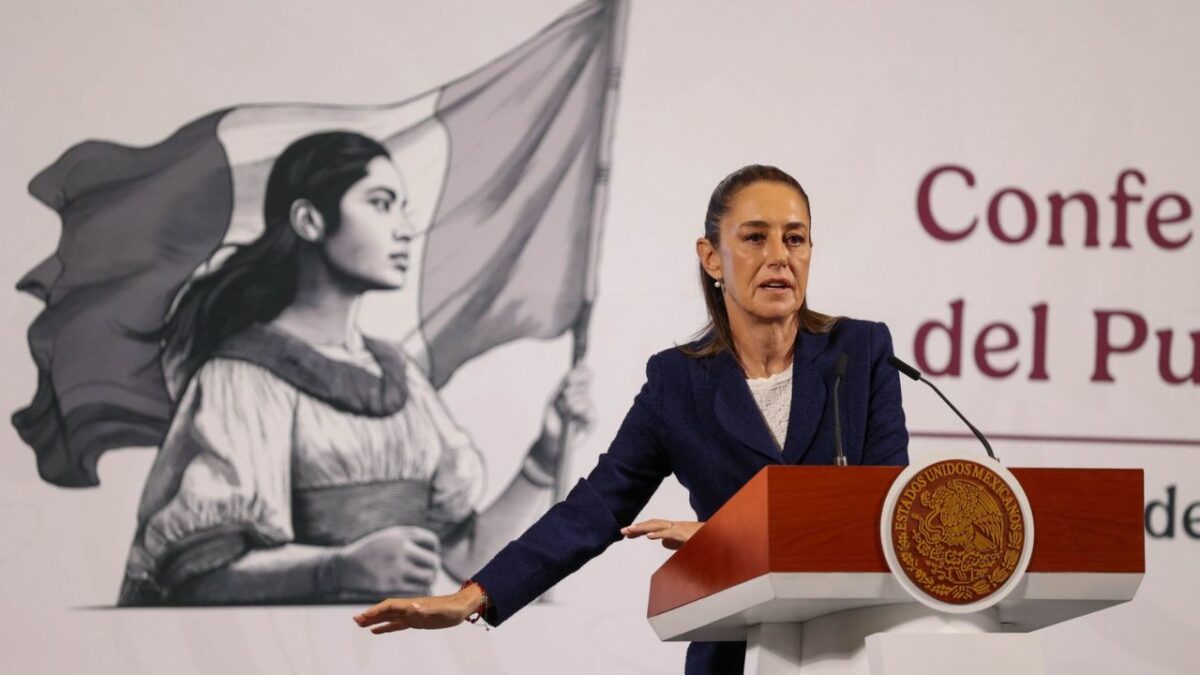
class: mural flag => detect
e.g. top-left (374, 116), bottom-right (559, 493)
top-left (14, 0), bottom-right (625, 487)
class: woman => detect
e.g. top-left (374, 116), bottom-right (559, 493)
top-left (118, 131), bottom-right (591, 605)
top-left (353, 165), bottom-right (909, 673)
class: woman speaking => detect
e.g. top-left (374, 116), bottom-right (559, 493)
top-left (354, 165), bottom-right (910, 673)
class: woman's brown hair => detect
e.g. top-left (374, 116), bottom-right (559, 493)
top-left (681, 164), bottom-right (840, 359)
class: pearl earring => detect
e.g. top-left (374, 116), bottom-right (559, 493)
top-left (713, 279), bottom-right (722, 289)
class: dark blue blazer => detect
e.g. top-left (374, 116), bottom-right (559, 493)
top-left (474, 319), bottom-right (909, 673)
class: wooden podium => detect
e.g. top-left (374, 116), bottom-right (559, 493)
top-left (646, 465), bottom-right (1144, 674)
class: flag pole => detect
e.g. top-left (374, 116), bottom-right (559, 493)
top-left (540, 0), bottom-right (629, 604)
top-left (554, 0), bottom-right (630, 503)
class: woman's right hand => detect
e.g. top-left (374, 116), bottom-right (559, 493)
top-left (353, 584), bottom-right (482, 634)
top-left (326, 525), bottom-right (441, 596)
top-left (620, 519), bottom-right (704, 550)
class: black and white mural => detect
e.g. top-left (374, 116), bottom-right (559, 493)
top-left (13, 0), bottom-right (623, 607)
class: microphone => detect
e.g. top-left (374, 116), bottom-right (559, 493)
top-left (833, 353), bottom-right (848, 466)
top-left (886, 355), bottom-right (999, 462)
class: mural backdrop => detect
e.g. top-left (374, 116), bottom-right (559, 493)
top-left (1, 0), bottom-right (1197, 673)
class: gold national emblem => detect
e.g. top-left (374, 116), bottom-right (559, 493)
top-left (889, 459), bottom-right (1026, 604)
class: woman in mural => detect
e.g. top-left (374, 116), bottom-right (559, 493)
top-left (118, 131), bottom-right (591, 605)
top-left (353, 165), bottom-right (910, 674)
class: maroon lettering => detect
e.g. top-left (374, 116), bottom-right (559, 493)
top-left (1048, 191), bottom-right (1100, 247)
top-left (917, 165), bottom-right (977, 242)
top-left (1092, 310), bottom-right (1149, 382)
top-left (1147, 193), bottom-right (1193, 250)
top-left (987, 188), bottom-right (1037, 243)
top-left (1030, 303), bottom-right (1050, 381)
top-left (974, 322), bottom-right (1020, 378)
top-left (917, 166), bottom-right (1197, 251)
top-left (915, 299), bottom-right (964, 376)
top-left (1107, 169), bottom-right (1144, 249)
top-left (1156, 329), bottom-right (1200, 385)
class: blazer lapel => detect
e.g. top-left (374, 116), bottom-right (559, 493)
top-left (782, 330), bottom-right (830, 464)
top-left (711, 351), bottom-right (782, 463)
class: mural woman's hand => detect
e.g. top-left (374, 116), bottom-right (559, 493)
top-left (353, 584), bottom-right (482, 634)
top-left (328, 525), bottom-right (441, 596)
top-left (621, 519), bottom-right (704, 550)
top-left (537, 364), bottom-right (596, 461)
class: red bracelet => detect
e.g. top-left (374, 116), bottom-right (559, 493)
top-left (460, 580), bottom-right (490, 624)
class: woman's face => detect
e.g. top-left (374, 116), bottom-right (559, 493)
top-left (699, 181), bottom-right (812, 324)
top-left (321, 156), bottom-right (415, 290)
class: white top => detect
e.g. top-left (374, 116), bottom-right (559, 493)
top-left (124, 344), bottom-right (484, 584)
top-left (745, 363), bottom-right (794, 450)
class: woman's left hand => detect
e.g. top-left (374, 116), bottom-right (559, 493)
top-left (621, 519), bottom-right (704, 550)
top-left (353, 584), bottom-right (483, 634)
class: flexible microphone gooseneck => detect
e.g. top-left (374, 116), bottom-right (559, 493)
top-left (833, 353), bottom-right (848, 466)
top-left (886, 355), bottom-right (999, 462)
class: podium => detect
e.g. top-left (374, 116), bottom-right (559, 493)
top-left (646, 465), bottom-right (1144, 674)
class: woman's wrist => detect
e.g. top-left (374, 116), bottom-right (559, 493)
top-left (458, 580), bottom-right (490, 622)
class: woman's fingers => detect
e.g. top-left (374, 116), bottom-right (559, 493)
top-left (355, 600), bottom-right (433, 629)
top-left (621, 520), bottom-right (705, 549)
top-left (401, 526), bottom-right (440, 552)
top-left (402, 540), bottom-right (440, 571)
top-left (355, 599), bottom-right (404, 626)
top-left (401, 569), bottom-right (437, 591)
top-left (552, 365), bottom-right (595, 426)
top-left (620, 519), bottom-right (672, 538)
top-left (648, 526), bottom-right (686, 542)
top-left (564, 390), bottom-right (592, 421)
top-left (371, 621), bottom-right (410, 635)
top-left (565, 364), bottom-right (592, 387)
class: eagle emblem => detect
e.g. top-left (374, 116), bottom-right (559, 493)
top-left (889, 460), bottom-right (1027, 604)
